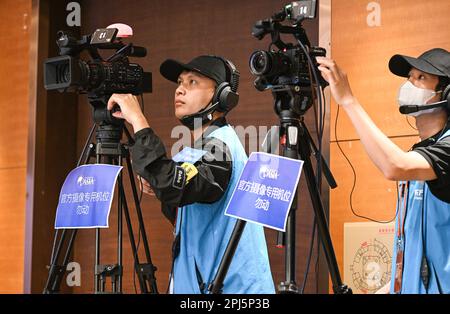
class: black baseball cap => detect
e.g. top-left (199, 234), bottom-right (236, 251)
top-left (389, 48), bottom-right (450, 78)
top-left (160, 55), bottom-right (228, 85)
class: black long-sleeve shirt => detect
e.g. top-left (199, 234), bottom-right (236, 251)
top-left (412, 123), bottom-right (450, 203)
top-left (130, 117), bottom-right (233, 224)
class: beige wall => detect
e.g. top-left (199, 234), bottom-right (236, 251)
top-left (0, 0), bottom-right (31, 293)
top-left (330, 0), bottom-right (450, 287)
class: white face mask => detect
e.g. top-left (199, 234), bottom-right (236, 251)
top-left (397, 81), bottom-right (441, 117)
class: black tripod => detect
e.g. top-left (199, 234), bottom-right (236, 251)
top-left (43, 106), bottom-right (158, 294)
top-left (209, 92), bottom-right (352, 294)
top-left (276, 108), bottom-right (350, 294)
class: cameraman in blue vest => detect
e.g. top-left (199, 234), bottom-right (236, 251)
top-left (317, 48), bottom-right (450, 294)
top-left (107, 55), bottom-right (275, 294)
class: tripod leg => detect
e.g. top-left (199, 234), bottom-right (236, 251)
top-left (116, 158), bottom-right (123, 293)
top-left (44, 229), bottom-right (67, 293)
top-left (117, 178), bottom-right (148, 293)
top-left (278, 119), bottom-right (300, 294)
top-left (279, 194), bottom-right (298, 293)
top-left (77, 124), bottom-right (96, 167)
top-left (125, 155), bottom-right (158, 293)
top-left (302, 123), bottom-right (337, 189)
top-left (95, 154), bottom-right (102, 293)
top-left (298, 133), bottom-right (351, 294)
top-left (44, 125), bottom-right (96, 294)
top-left (49, 230), bottom-right (60, 265)
top-left (44, 228), bottom-right (79, 294)
top-left (209, 220), bottom-right (247, 294)
top-left (95, 229), bottom-right (101, 293)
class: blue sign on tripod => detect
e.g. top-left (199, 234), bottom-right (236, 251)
top-left (225, 152), bottom-right (303, 231)
top-left (54, 164), bottom-right (123, 229)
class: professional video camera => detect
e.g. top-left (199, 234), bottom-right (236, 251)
top-left (42, 26), bottom-right (159, 294)
top-left (249, 0), bottom-right (327, 115)
top-left (241, 1), bottom-right (351, 295)
top-left (44, 27), bottom-right (152, 124)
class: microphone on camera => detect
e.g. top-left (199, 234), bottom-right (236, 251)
top-left (128, 46), bottom-right (147, 58)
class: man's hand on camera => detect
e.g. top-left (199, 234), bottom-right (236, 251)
top-left (316, 57), bottom-right (356, 107)
top-left (107, 93), bottom-right (150, 133)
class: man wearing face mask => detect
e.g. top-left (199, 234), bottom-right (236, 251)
top-left (107, 55), bottom-right (275, 294)
top-left (316, 48), bottom-right (450, 294)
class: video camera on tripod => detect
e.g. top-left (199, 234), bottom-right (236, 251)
top-left (245, 1), bottom-right (351, 294)
top-left (249, 0), bottom-right (327, 115)
top-left (208, 1), bottom-right (350, 295)
top-left (42, 26), bottom-right (158, 294)
top-left (44, 27), bottom-right (152, 124)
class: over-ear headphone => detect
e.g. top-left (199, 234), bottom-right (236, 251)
top-left (211, 56), bottom-right (240, 113)
top-left (442, 84), bottom-right (450, 112)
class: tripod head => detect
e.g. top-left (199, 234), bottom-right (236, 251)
top-left (272, 84), bottom-right (313, 117)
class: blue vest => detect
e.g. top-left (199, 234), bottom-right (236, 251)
top-left (173, 124), bottom-right (275, 294)
top-left (390, 129), bottom-right (450, 294)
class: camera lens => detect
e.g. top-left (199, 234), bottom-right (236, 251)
top-left (249, 51), bottom-right (271, 76)
top-left (249, 50), bottom-right (291, 78)
top-left (56, 63), bottom-right (70, 84)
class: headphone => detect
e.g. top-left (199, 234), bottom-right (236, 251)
top-left (442, 83), bottom-right (450, 112)
top-left (211, 56), bottom-right (240, 113)
top-left (178, 57), bottom-right (240, 130)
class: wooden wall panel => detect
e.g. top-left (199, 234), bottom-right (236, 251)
top-left (24, 0), bottom-right (81, 293)
top-left (330, 0), bottom-right (450, 141)
top-left (0, 168), bottom-right (27, 293)
top-left (330, 0), bottom-right (450, 292)
top-left (330, 136), bottom-right (418, 272)
top-left (0, 1), bottom-right (30, 169)
top-left (0, 0), bottom-right (31, 293)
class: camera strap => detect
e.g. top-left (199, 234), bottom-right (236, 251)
top-left (394, 181), bottom-right (409, 293)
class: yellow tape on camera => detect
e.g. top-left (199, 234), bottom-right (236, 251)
top-left (181, 162), bottom-right (198, 184)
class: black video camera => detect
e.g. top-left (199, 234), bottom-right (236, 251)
top-left (44, 27), bottom-right (152, 101)
top-left (250, 46), bottom-right (326, 90)
top-left (249, 1), bottom-right (327, 114)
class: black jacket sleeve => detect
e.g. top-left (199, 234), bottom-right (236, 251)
top-left (130, 127), bottom-right (233, 219)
